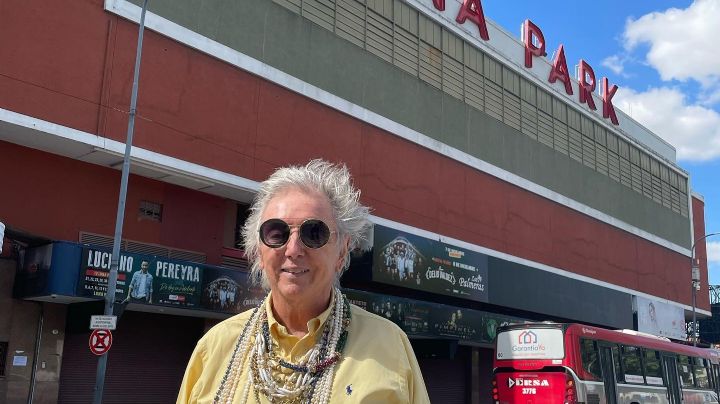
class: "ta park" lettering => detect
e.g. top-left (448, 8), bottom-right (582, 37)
top-left (429, 0), bottom-right (619, 125)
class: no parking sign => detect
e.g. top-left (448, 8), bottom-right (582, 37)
top-left (89, 329), bottom-right (113, 356)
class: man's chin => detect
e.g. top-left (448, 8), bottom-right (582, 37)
top-left (276, 283), bottom-right (310, 298)
top-left (273, 284), bottom-right (331, 305)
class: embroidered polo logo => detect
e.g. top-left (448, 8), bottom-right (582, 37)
top-left (346, 384), bottom-right (353, 395)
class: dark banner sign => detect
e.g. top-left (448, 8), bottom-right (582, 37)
top-left (200, 266), bottom-right (265, 313)
top-left (371, 224), bottom-right (489, 302)
top-left (344, 289), bottom-right (521, 344)
top-left (79, 248), bottom-right (141, 300)
top-left (78, 246), bottom-right (264, 314)
top-left (14, 244), bottom-right (54, 297)
top-left (153, 258), bottom-right (202, 307)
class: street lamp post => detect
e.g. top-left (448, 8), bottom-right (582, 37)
top-left (691, 232), bottom-right (720, 346)
top-left (92, 1), bottom-right (149, 402)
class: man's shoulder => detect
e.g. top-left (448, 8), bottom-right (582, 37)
top-left (345, 304), bottom-right (418, 367)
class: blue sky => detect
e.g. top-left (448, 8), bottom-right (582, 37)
top-left (482, 0), bottom-right (720, 285)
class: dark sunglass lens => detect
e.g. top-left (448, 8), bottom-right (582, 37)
top-left (260, 219), bottom-right (290, 247)
top-left (300, 220), bottom-right (331, 248)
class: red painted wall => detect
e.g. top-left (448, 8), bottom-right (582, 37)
top-left (0, 0), bottom-right (705, 308)
top-left (693, 196), bottom-right (711, 308)
top-left (0, 142), bottom-right (226, 264)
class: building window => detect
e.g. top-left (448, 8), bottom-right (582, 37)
top-left (234, 203), bottom-right (250, 249)
top-left (139, 200), bottom-right (163, 222)
top-left (0, 341), bottom-right (8, 377)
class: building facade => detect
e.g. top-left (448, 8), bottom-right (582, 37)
top-left (0, 0), bottom-right (712, 403)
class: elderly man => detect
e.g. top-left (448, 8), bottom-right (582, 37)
top-left (178, 160), bottom-right (429, 403)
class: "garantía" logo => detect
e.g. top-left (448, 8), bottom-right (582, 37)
top-left (512, 330), bottom-right (546, 352)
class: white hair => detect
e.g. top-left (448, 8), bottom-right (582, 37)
top-left (242, 159), bottom-right (371, 289)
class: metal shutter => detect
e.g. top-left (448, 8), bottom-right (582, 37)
top-left (417, 345), bottom-right (469, 404)
top-left (58, 308), bottom-right (203, 403)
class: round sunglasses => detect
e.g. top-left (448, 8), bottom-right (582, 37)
top-left (259, 218), bottom-right (335, 249)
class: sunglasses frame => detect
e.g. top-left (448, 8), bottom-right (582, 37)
top-left (258, 218), bottom-right (336, 249)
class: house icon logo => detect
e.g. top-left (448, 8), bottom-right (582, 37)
top-left (518, 330), bottom-right (538, 344)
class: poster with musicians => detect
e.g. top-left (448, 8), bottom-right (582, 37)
top-left (200, 266), bottom-right (266, 314)
top-left (371, 224), bottom-right (489, 303)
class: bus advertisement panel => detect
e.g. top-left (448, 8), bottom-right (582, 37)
top-left (496, 328), bottom-right (565, 360)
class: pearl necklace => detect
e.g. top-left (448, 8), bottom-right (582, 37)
top-left (214, 289), bottom-right (351, 404)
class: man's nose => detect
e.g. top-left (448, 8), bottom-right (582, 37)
top-left (284, 229), bottom-right (305, 257)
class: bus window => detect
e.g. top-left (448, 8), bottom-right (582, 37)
top-left (693, 357), bottom-right (710, 389)
top-left (678, 355), bottom-right (694, 387)
top-left (712, 364), bottom-right (720, 391)
top-left (621, 346), bottom-right (644, 384)
top-left (613, 346), bottom-right (623, 383)
top-left (643, 349), bottom-right (663, 386)
top-left (580, 339), bottom-right (602, 380)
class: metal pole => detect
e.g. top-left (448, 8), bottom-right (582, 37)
top-left (692, 281), bottom-right (697, 346)
top-left (92, 1), bottom-right (149, 402)
top-left (27, 303), bottom-right (44, 404)
top-left (691, 232), bottom-right (720, 347)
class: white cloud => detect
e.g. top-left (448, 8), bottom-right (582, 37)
top-left (623, 0), bottom-right (720, 103)
top-left (615, 87), bottom-right (720, 162)
top-left (624, 0), bottom-right (720, 83)
top-left (698, 86), bottom-right (720, 105)
top-left (602, 55), bottom-right (627, 76)
top-left (709, 241), bottom-right (720, 265)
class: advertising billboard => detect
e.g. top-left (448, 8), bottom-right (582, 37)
top-left (200, 266), bottom-right (265, 313)
top-left (636, 296), bottom-right (686, 340)
top-left (345, 289), bottom-right (520, 344)
top-left (78, 246), bottom-right (264, 314)
top-left (371, 224), bottom-right (488, 302)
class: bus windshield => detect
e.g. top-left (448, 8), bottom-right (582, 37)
top-left (496, 327), bottom-right (565, 360)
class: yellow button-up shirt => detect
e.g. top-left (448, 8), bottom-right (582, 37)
top-left (178, 294), bottom-right (430, 403)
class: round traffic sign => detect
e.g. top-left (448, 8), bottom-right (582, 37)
top-left (89, 329), bottom-right (113, 356)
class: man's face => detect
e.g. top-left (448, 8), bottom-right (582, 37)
top-left (141, 262), bottom-right (149, 273)
top-left (258, 187), bottom-right (348, 309)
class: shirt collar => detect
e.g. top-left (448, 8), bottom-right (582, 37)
top-left (265, 289), bottom-right (335, 340)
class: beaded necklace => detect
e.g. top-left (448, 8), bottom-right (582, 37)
top-left (214, 289), bottom-right (351, 404)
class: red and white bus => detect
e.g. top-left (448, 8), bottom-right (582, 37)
top-left (492, 322), bottom-right (720, 404)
